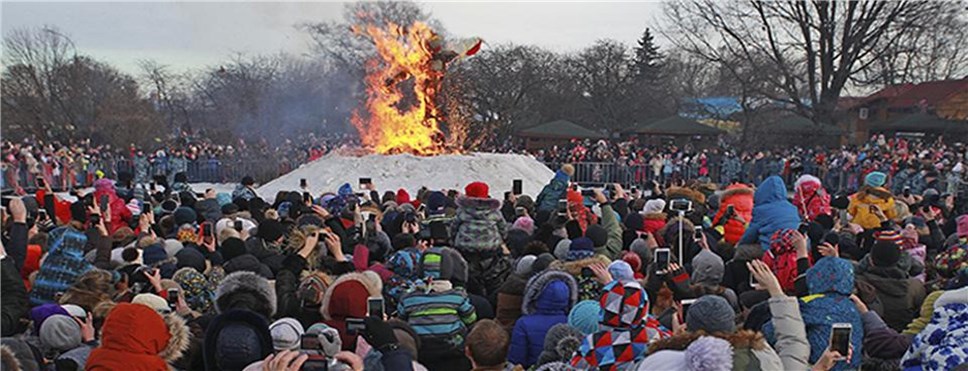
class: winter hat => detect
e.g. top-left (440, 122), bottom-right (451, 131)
top-left (958, 215), bottom-right (968, 238)
top-left (769, 229), bottom-right (798, 254)
top-left (568, 300), bottom-right (601, 335)
top-left (426, 191), bottom-right (448, 216)
top-left (864, 171), bottom-right (887, 188)
top-left (532, 253), bottom-right (556, 275)
top-left (806, 257), bottom-right (855, 295)
top-left (554, 239), bottom-right (571, 261)
top-left (60, 304), bottom-right (87, 319)
top-left (269, 318), bottom-right (304, 351)
top-left (320, 272), bottom-right (383, 322)
top-left (506, 229), bottom-right (533, 257)
top-left (173, 207), bottom-right (197, 226)
top-left (175, 247), bottom-right (206, 273)
top-left (215, 271), bottom-right (277, 318)
top-left (585, 225), bottom-right (608, 248)
top-left (70, 201), bottom-right (88, 223)
top-left (874, 229), bottom-right (904, 245)
top-left (464, 181), bottom-right (490, 198)
top-left (515, 196), bottom-right (535, 212)
top-left (305, 323), bottom-right (342, 357)
top-left (386, 249), bottom-right (421, 280)
top-left (241, 176), bottom-right (255, 186)
top-left (204, 309), bottom-right (272, 371)
top-left (621, 251), bottom-right (643, 275)
top-left (599, 280), bottom-right (649, 328)
top-left (629, 238), bottom-right (653, 266)
top-left (142, 244), bottom-right (169, 267)
top-left (126, 199), bottom-right (142, 216)
top-left (691, 249), bottom-right (725, 286)
top-left (607, 260), bottom-right (635, 282)
top-left (567, 237), bottom-right (595, 261)
top-left (394, 188), bottom-right (411, 205)
top-left (221, 203), bottom-right (240, 216)
top-left (256, 219), bottom-right (285, 242)
top-left (686, 295), bottom-right (736, 334)
top-left (132, 293), bottom-right (170, 313)
top-left (685, 336), bottom-right (734, 371)
top-left (870, 240), bottom-right (902, 267)
top-left (643, 199), bottom-right (666, 214)
top-left (515, 255), bottom-right (537, 276)
top-left (173, 267), bottom-right (215, 313)
top-left (220, 237), bottom-right (247, 261)
top-left (39, 315), bottom-right (82, 353)
top-left (830, 195), bottom-right (850, 210)
top-left (512, 217), bottom-right (536, 235)
top-left (537, 323), bottom-right (583, 365)
top-left (387, 319), bottom-right (420, 359)
top-left (30, 304), bottom-right (70, 334)
top-left (624, 213), bottom-right (644, 232)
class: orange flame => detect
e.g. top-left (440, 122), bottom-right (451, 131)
top-left (352, 22), bottom-right (453, 155)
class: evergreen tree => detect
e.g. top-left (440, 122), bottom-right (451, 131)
top-left (633, 28), bottom-right (664, 83)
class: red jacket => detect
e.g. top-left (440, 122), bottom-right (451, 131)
top-left (86, 303), bottom-right (172, 371)
top-left (34, 189), bottom-right (72, 226)
top-left (93, 179), bottom-right (133, 234)
top-left (713, 184), bottom-right (754, 245)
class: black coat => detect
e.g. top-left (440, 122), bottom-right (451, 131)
top-left (1, 258), bottom-right (28, 336)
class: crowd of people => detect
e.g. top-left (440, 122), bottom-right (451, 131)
top-left (2, 147), bottom-right (967, 370)
top-left (1, 134), bottom-right (354, 193)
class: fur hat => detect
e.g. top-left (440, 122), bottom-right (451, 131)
top-left (269, 318), bottom-right (304, 351)
top-left (464, 181), bottom-right (490, 199)
top-left (537, 323), bottom-right (583, 366)
top-left (320, 271), bottom-right (382, 321)
top-left (215, 271), bottom-right (277, 318)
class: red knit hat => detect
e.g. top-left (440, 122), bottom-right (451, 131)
top-left (566, 190), bottom-right (583, 205)
top-left (465, 182), bottom-right (489, 198)
top-left (395, 189), bottom-right (411, 205)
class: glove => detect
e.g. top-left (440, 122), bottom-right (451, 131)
top-left (362, 316), bottom-right (398, 351)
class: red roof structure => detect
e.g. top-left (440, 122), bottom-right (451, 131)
top-left (887, 78), bottom-right (968, 109)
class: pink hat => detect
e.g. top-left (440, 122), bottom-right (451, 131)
top-left (511, 216), bottom-right (535, 235)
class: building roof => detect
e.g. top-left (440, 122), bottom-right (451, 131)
top-left (888, 78), bottom-right (968, 109)
top-left (874, 113), bottom-right (968, 134)
top-left (860, 84), bottom-right (915, 106)
top-left (630, 115), bottom-right (724, 136)
top-left (516, 119), bottom-right (604, 139)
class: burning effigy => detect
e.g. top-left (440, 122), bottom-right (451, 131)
top-left (351, 21), bottom-right (482, 155)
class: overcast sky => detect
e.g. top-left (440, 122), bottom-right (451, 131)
top-left (2, 1), bottom-right (667, 75)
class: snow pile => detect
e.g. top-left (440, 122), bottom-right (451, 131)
top-left (258, 152), bottom-right (555, 198)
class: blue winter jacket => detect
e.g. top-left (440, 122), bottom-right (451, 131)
top-left (508, 271), bottom-right (577, 367)
top-left (535, 170), bottom-right (570, 213)
top-left (739, 176), bottom-right (801, 250)
top-left (763, 257), bottom-right (863, 370)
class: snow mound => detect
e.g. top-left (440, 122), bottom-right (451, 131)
top-left (258, 152), bottom-right (554, 198)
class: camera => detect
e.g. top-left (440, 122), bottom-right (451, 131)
top-left (670, 199), bottom-right (693, 212)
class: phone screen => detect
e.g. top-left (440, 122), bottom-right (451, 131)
top-left (167, 289), bottom-right (179, 308)
top-left (300, 334), bottom-right (320, 350)
top-left (346, 318), bottom-right (365, 335)
top-left (300, 178), bottom-right (307, 188)
top-left (557, 199), bottom-right (568, 215)
top-left (99, 195), bottom-right (109, 212)
top-left (44, 194), bottom-right (56, 217)
top-left (512, 179), bottom-right (523, 195)
top-left (694, 227), bottom-right (703, 241)
top-left (750, 270), bottom-right (759, 287)
top-left (681, 299), bottom-right (697, 316)
top-left (359, 178), bottom-right (372, 188)
top-left (368, 297), bottom-right (384, 318)
top-left (234, 220), bottom-right (243, 232)
top-left (656, 248), bottom-right (670, 272)
top-left (830, 324), bottom-right (851, 355)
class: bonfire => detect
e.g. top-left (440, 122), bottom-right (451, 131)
top-left (352, 21), bottom-right (481, 155)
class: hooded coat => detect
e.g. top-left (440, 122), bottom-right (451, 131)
top-left (508, 270), bottom-right (578, 367)
top-left (451, 197), bottom-right (507, 254)
top-left (93, 179), bottom-right (134, 234)
top-left (536, 169), bottom-right (571, 213)
top-left (848, 186), bottom-right (897, 230)
top-left (86, 303), bottom-right (189, 371)
top-left (739, 177), bottom-right (801, 250)
top-left (320, 272), bottom-right (383, 351)
top-left (901, 287), bottom-right (968, 370)
top-left (763, 257), bottom-right (863, 370)
top-left (792, 175), bottom-right (831, 222)
top-left (713, 184), bottom-right (754, 245)
top-left (855, 264), bottom-right (926, 332)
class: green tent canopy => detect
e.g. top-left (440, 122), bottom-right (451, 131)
top-left (516, 119), bottom-right (604, 139)
top-left (875, 113), bottom-right (968, 134)
top-left (757, 116), bottom-right (844, 135)
top-left (630, 116), bottom-right (724, 136)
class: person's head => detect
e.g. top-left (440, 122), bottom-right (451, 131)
top-left (465, 319), bottom-right (508, 368)
top-left (686, 295), bottom-right (736, 334)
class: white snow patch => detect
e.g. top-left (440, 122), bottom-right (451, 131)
top-left (258, 152), bottom-right (554, 198)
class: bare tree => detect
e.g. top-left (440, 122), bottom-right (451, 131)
top-left (662, 0), bottom-right (958, 126)
top-left (568, 39), bottom-right (637, 132)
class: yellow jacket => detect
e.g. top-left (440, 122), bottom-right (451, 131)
top-left (848, 186), bottom-right (897, 229)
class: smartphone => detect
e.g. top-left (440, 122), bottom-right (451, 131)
top-left (725, 204), bottom-right (735, 215)
top-left (303, 192), bottom-right (312, 203)
top-left (416, 203), bottom-right (426, 215)
top-left (655, 248), bottom-right (670, 273)
top-left (581, 267), bottom-right (595, 278)
top-left (300, 178), bottom-right (307, 189)
top-left (680, 298), bottom-right (697, 316)
top-left (90, 214), bottom-right (101, 225)
top-left (166, 288), bottom-right (179, 309)
top-left (150, 182), bottom-right (157, 192)
top-left (43, 194), bottom-right (56, 218)
top-left (99, 195), bottom-right (109, 213)
top-left (557, 199), bottom-right (568, 216)
top-left (201, 222), bottom-right (213, 238)
top-left (345, 318), bottom-right (365, 335)
top-left (829, 323), bottom-right (852, 356)
top-left (368, 297), bottom-right (385, 319)
top-left (141, 201), bottom-right (151, 215)
top-left (580, 189), bottom-right (595, 197)
top-left (512, 179), bottom-right (523, 195)
top-left (359, 177), bottom-right (372, 188)
top-left (670, 199), bottom-right (693, 212)
top-left (515, 207), bottom-right (526, 216)
top-left (903, 187), bottom-right (911, 197)
top-left (233, 220), bottom-right (243, 232)
top-left (694, 226), bottom-right (703, 241)
top-left (750, 270), bottom-right (760, 288)
top-left (868, 205), bottom-right (877, 213)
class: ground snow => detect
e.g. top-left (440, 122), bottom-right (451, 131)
top-left (257, 152), bottom-right (554, 198)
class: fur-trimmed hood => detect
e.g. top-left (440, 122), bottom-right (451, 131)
top-left (456, 196), bottom-right (501, 213)
top-left (648, 329), bottom-right (767, 354)
top-left (549, 255), bottom-right (611, 277)
top-left (522, 270), bottom-right (578, 315)
top-left (721, 184), bottom-right (754, 198)
top-left (666, 187), bottom-right (706, 205)
top-left (855, 186), bottom-right (893, 202)
top-left (643, 212), bottom-right (667, 221)
top-left (86, 303), bottom-right (190, 370)
top-left (320, 271), bottom-right (383, 320)
top-left (215, 271), bottom-right (277, 318)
